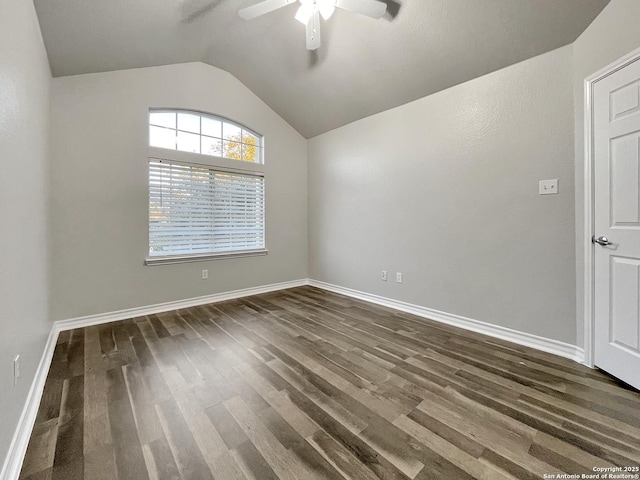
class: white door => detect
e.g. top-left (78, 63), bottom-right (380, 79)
top-left (593, 58), bottom-right (640, 390)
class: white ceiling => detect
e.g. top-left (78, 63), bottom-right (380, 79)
top-left (34, 0), bottom-right (609, 138)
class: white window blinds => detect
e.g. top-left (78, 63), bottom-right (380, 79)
top-left (149, 159), bottom-right (265, 257)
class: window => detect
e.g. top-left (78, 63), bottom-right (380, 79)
top-left (149, 110), bottom-right (262, 163)
top-left (146, 109), bottom-right (266, 265)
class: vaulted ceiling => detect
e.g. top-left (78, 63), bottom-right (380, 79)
top-left (34, 0), bottom-right (609, 138)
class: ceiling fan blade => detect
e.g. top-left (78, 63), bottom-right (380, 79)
top-left (335, 0), bottom-right (386, 18)
top-left (305, 11), bottom-right (321, 50)
top-left (181, 0), bottom-right (221, 23)
top-left (238, 0), bottom-right (296, 20)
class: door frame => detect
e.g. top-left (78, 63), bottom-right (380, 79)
top-left (582, 46), bottom-right (640, 367)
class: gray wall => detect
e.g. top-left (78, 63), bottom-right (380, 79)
top-left (0, 0), bottom-right (51, 469)
top-left (50, 63), bottom-right (308, 320)
top-left (308, 46), bottom-right (577, 344)
top-left (573, 0), bottom-right (640, 347)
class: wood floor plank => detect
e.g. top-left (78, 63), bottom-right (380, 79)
top-left (143, 436), bottom-right (182, 480)
top-left (105, 366), bottom-right (150, 480)
top-left (267, 358), bottom-right (369, 434)
top-left (35, 378), bottom-right (63, 424)
top-left (231, 440), bottom-right (279, 480)
top-left (21, 467), bottom-right (53, 480)
top-left (255, 406), bottom-right (344, 480)
top-left (51, 375), bottom-right (84, 480)
top-left (155, 397), bottom-right (214, 480)
top-left (123, 362), bottom-right (164, 444)
top-left (254, 329), bottom-right (411, 423)
top-left (98, 324), bottom-right (116, 356)
top-left (20, 286), bottom-right (640, 480)
top-left (284, 387), bottom-right (413, 480)
top-left (205, 402), bottom-right (249, 451)
top-left (392, 415), bottom-right (514, 480)
top-left (307, 429), bottom-right (381, 480)
top-left (147, 314), bottom-right (172, 339)
top-left (158, 363), bottom-right (244, 480)
top-left (19, 419), bottom-right (58, 478)
top-left (82, 326), bottom-right (117, 480)
top-left (228, 354), bottom-right (320, 438)
top-left (224, 396), bottom-right (313, 480)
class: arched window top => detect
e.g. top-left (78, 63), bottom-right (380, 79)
top-left (149, 109), bottom-right (263, 164)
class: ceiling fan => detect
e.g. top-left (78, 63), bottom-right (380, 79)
top-left (238, 0), bottom-right (387, 50)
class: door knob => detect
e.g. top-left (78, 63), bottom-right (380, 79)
top-left (592, 235), bottom-right (612, 246)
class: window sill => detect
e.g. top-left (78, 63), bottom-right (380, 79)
top-left (145, 249), bottom-right (268, 266)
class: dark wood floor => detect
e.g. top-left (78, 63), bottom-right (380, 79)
top-left (19, 286), bottom-right (640, 480)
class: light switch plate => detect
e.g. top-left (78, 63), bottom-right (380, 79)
top-left (539, 179), bottom-right (558, 195)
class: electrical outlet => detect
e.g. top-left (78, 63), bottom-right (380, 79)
top-left (396, 272), bottom-right (403, 283)
top-left (539, 179), bottom-right (558, 195)
top-left (202, 269), bottom-right (209, 280)
top-left (381, 270), bottom-right (388, 281)
top-left (13, 355), bottom-right (20, 386)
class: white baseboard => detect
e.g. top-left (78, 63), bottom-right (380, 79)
top-left (55, 279), bottom-right (308, 332)
top-left (1, 327), bottom-right (59, 480)
top-left (308, 279), bottom-right (585, 364)
top-left (0, 278), bottom-right (308, 480)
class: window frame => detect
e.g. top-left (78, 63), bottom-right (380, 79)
top-left (149, 108), bottom-right (264, 164)
top-left (145, 108), bottom-right (267, 266)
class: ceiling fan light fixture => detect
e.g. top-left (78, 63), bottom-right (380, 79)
top-left (238, 0), bottom-right (386, 49)
top-left (295, 3), bottom-right (313, 23)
